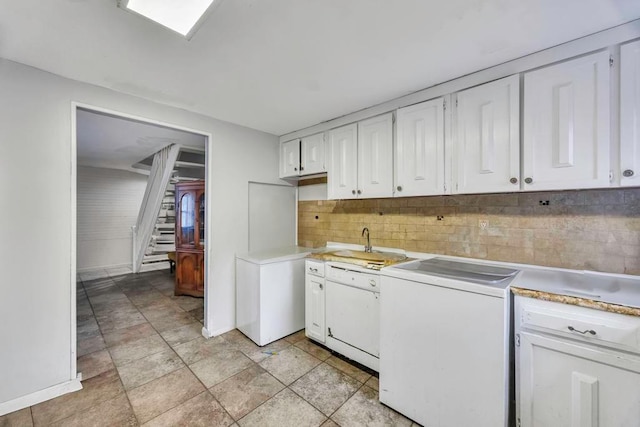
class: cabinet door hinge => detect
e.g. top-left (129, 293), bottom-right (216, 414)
top-left (515, 333), bottom-right (520, 347)
top-left (455, 98), bottom-right (459, 107)
top-left (517, 417), bottom-right (521, 427)
top-left (443, 99), bottom-right (446, 111)
top-left (610, 55), bottom-right (614, 67)
top-left (609, 170), bottom-right (614, 182)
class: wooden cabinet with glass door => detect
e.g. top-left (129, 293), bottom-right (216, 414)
top-left (175, 180), bottom-right (205, 297)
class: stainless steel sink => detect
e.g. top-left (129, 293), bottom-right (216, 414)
top-left (395, 257), bottom-right (520, 285)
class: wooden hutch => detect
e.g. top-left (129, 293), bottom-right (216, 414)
top-left (174, 180), bottom-right (205, 297)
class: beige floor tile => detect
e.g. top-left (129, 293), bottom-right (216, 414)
top-left (0, 407), bottom-right (32, 427)
top-left (142, 392), bottom-right (233, 427)
top-left (189, 350), bottom-right (254, 388)
top-left (173, 335), bottom-right (234, 365)
top-left (290, 363), bottom-right (361, 416)
top-left (331, 386), bottom-right (412, 427)
top-left (77, 317), bottom-right (101, 340)
top-left (117, 349), bottom-right (184, 390)
top-left (170, 295), bottom-right (203, 312)
top-left (238, 389), bottom-right (326, 427)
top-left (210, 365), bottom-right (285, 420)
top-left (283, 329), bottom-right (307, 344)
top-left (49, 394), bottom-right (136, 427)
top-left (31, 369), bottom-right (124, 426)
top-left (160, 322), bottom-right (203, 347)
top-left (77, 349), bottom-right (115, 381)
top-left (321, 420), bottom-right (339, 427)
top-left (325, 356), bottom-right (371, 383)
top-left (259, 346), bottom-right (321, 386)
top-left (109, 334), bottom-right (169, 367)
top-left (102, 322), bottom-right (156, 348)
top-left (148, 311), bottom-right (196, 333)
top-left (294, 339), bottom-right (332, 361)
top-left (365, 376), bottom-right (379, 391)
top-left (77, 334), bottom-right (106, 357)
top-left (230, 334), bottom-right (291, 363)
top-left (127, 367), bottom-right (205, 424)
top-left (95, 306), bottom-right (147, 333)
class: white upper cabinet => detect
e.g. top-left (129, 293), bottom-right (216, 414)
top-left (280, 139), bottom-right (300, 178)
top-left (280, 133), bottom-right (325, 178)
top-left (395, 98), bottom-right (445, 197)
top-left (358, 113), bottom-right (394, 198)
top-left (621, 40), bottom-right (640, 187)
top-left (300, 133), bottom-right (326, 175)
top-left (454, 75), bottom-right (520, 194)
top-left (523, 51), bottom-right (611, 191)
top-left (328, 123), bottom-right (358, 199)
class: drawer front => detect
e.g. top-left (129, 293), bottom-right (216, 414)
top-left (517, 297), bottom-right (640, 354)
top-left (306, 260), bottom-right (325, 277)
top-left (326, 266), bottom-right (379, 291)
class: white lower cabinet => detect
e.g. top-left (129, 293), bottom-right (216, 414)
top-left (304, 260), bottom-right (325, 343)
top-left (519, 332), bottom-right (640, 427)
top-left (516, 296), bottom-right (640, 427)
top-left (523, 51), bottom-right (611, 190)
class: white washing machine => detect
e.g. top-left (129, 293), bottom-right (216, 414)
top-left (379, 257), bottom-right (520, 427)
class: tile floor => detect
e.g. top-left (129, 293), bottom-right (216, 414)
top-left (0, 269), bottom-right (417, 426)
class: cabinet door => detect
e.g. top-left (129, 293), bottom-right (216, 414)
top-left (395, 98), bottom-right (445, 197)
top-left (196, 189), bottom-right (205, 249)
top-left (621, 40), bottom-right (640, 187)
top-left (455, 75), bottom-right (520, 194)
top-left (305, 275), bottom-right (325, 343)
top-left (280, 139), bottom-right (300, 178)
top-left (358, 113), bottom-right (394, 198)
top-left (523, 51), bottom-right (610, 190)
top-left (177, 190), bottom-right (196, 249)
top-left (176, 252), bottom-right (201, 295)
top-left (328, 124), bottom-right (358, 199)
top-left (301, 133), bottom-right (326, 175)
top-left (196, 252), bottom-right (205, 292)
top-left (519, 332), bottom-right (640, 427)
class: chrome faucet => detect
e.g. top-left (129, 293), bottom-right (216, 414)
top-left (362, 227), bottom-right (372, 253)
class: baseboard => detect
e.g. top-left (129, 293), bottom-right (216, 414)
top-left (77, 263), bottom-right (131, 274)
top-left (0, 375), bottom-right (83, 416)
top-left (202, 325), bottom-right (234, 338)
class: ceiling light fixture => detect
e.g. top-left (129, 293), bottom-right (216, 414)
top-left (118, 0), bottom-right (217, 39)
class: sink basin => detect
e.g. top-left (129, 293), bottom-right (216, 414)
top-left (328, 250), bottom-right (407, 263)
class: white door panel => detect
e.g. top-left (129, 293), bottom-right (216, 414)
top-left (621, 40), bottom-right (640, 187)
top-left (358, 113), bottom-right (394, 198)
top-left (305, 275), bottom-right (325, 343)
top-left (301, 133), bottom-right (326, 175)
top-left (328, 124), bottom-right (358, 199)
top-left (280, 139), bottom-right (300, 178)
top-left (395, 98), bottom-right (445, 196)
top-left (455, 75), bottom-right (520, 193)
top-left (523, 51), bottom-right (610, 190)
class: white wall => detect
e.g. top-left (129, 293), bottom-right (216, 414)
top-left (0, 57), bottom-right (280, 408)
top-left (76, 166), bottom-right (147, 272)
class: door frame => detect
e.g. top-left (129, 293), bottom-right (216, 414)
top-left (70, 102), bottom-right (213, 378)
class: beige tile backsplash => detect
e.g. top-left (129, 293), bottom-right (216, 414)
top-left (298, 188), bottom-right (640, 275)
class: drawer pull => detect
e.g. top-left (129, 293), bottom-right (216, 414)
top-left (310, 268), bottom-right (318, 273)
top-left (568, 326), bottom-right (597, 336)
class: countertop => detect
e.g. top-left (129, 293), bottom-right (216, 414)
top-left (236, 246), bottom-right (317, 265)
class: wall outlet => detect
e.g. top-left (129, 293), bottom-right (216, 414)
top-left (479, 219), bottom-right (489, 230)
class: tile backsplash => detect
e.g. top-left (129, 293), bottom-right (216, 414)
top-left (298, 188), bottom-right (640, 275)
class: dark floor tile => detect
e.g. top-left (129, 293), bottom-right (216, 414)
top-left (77, 334), bottom-right (106, 357)
top-left (102, 322), bottom-right (156, 348)
top-left (78, 349), bottom-right (115, 380)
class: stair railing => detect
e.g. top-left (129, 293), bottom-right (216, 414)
top-left (132, 144), bottom-right (180, 273)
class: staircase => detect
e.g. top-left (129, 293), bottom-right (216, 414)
top-left (141, 183), bottom-right (176, 269)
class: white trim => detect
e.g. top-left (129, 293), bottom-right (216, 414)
top-left (70, 103), bottom-right (78, 383)
top-left (280, 20), bottom-right (640, 142)
top-left (202, 325), bottom-right (234, 338)
top-left (77, 263), bottom-right (133, 274)
top-left (0, 376), bottom-right (82, 416)
top-left (71, 101), bottom-right (214, 336)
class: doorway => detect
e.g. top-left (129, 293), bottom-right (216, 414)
top-left (71, 103), bottom-right (212, 379)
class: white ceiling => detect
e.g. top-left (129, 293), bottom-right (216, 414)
top-left (76, 108), bottom-right (205, 170)
top-left (2, 1), bottom-right (640, 136)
